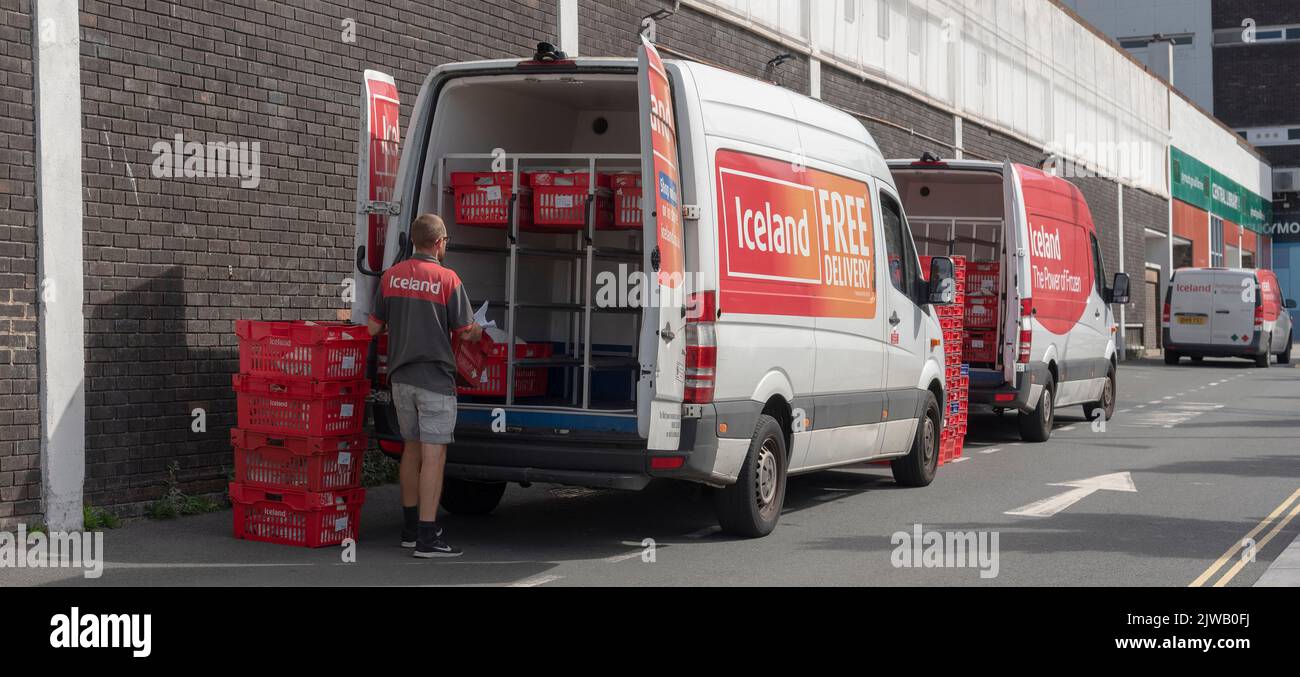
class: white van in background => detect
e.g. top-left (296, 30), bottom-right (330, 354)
top-left (1162, 267), bottom-right (1295, 367)
top-left (350, 40), bottom-right (958, 536)
top-left (887, 158), bottom-right (1131, 441)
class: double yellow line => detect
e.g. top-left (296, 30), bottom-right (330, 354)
top-left (1190, 487), bottom-right (1300, 587)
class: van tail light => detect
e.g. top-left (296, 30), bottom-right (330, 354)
top-left (1254, 305), bottom-right (1264, 328)
top-left (1017, 298), bottom-right (1033, 364)
top-left (1162, 302), bottom-right (1171, 326)
top-left (684, 291), bottom-right (717, 404)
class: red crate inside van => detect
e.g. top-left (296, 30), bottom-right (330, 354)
top-left (964, 329), bottom-right (998, 363)
top-left (967, 261), bottom-right (1000, 295)
top-left (233, 375), bottom-right (370, 437)
top-left (526, 171), bottom-right (613, 229)
top-left (965, 294), bottom-right (999, 329)
top-left (235, 320), bottom-right (370, 382)
top-left (458, 342), bottom-right (552, 397)
top-left (231, 428), bottom-right (366, 492)
top-left (230, 482), bottom-right (364, 548)
top-left (452, 172), bottom-right (533, 228)
top-left (610, 173), bottom-right (643, 229)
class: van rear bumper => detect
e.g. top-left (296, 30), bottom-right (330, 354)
top-left (370, 399), bottom-right (734, 490)
top-left (967, 363), bottom-right (1050, 413)
top-left (1162, 328), bottom-right (1264, 357)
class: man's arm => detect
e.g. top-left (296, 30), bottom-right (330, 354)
top-left (367, 316), bottom-right (385, 336)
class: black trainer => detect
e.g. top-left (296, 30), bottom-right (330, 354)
top-left (413, 521), bottom-right (461, 558)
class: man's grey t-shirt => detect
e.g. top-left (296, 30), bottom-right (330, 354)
top-left (370, 253), bottom-right (474, 395)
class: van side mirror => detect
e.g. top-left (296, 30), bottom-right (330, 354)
top-left (927, 257), bottom-right (956, 305)
top-left (1108, 272), bottom-right (1131, 305)
top-left (1286, 299), bottom-right (1297, 310)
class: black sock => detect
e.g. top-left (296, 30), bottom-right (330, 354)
top-left (417, 521), bottom-right (440, 543)
top-left (403, 506), bottom-right (418, 533)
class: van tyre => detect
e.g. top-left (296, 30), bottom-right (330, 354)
top-left (1018, 378), bottom-right (1055, 442)
top-left (714, 414), bottom-right (787, 538)
top-left (1164, 351), bottom-right (1180, 365)
top-left (439, 478), bottom-right (507, 515)
top-left (1190, 355), bottom-right (1203, 363)
top-left (891, 392), bottom-right (939, 488)
top-left (1281, 333), bottom-right (1292, 364)
top-left (1083, 366), bottom-right (1116, 422)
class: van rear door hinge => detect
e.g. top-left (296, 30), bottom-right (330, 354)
top-left (360, 200), bottom-right (402, 216)
top-left (681, 205), bottom-right (701, 220)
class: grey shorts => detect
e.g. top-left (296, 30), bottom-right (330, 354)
top-left (392, 382), bottom-right (457, 444)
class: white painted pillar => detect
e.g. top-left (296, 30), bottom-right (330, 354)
top-left (558, 0), bottom-right (579, 56)
top-left (809, 58), bottom-right (821, 99)
top-left (1117, 184), bottom-right (1126, 360)
top-left (954, 116), bottom-right (963, 159)
top-left (34, 0), bottom-right (85, 531)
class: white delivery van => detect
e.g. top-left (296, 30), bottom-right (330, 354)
top-left (1162, 267), bottom-right (1294, 367)
top-left (350, 40), bottom-right (959, 537)
top-left (886, 158), bottom-right (1132, 441)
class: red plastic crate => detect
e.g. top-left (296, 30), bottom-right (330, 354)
top-left (968, 261), bottom-right (1000, 295)
top-left (236, 320), bottom-right (370, 382)
top-left (610, 173), bottom-right (643, 229)
top-left (231, 428), bottom-right (366, 492)
top-left (952, 436), bottom-right (965, 458)
top-left (965, 294), bottom-right (999, 329)
top-left (937, 304), bottom-right (963, 319)
top-left (233, 375), bottom-right (370, 437)
top-left (940, 316), bottom-right (962, 331)
top-left (230, 483), bottom-right (365, 548)
top-left (452, 172), bottom-right (534, 228)
top-left (527, 171), bottom-right (613, 229)
top-left (458, 342), bottom-right (552, 397)
top-left (964, 329), bottom-right (998, 363)
top-left (945, 351), bottom-right (961, 367)
top-left (939, 437), bottom-right (956, 465)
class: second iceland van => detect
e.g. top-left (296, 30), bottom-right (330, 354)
top-left (886, 158), bottom-right (1131, 442)
top-left (1162, 267), bottom-right (1294, 367)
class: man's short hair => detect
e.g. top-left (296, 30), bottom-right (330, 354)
top-left (410, 214), bottom-right (447, 249)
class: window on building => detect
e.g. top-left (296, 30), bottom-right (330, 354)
top-left (877, 0), bottom-right (890, 40)
top-left (1243, 251), bottom-right (1256, 269)
top-left (907, 7), bottom-right (922, 55)
top-left (1211, 217), bottom-right (1225, 267)
top-left (1173, 237), bottom-right (1194, 269)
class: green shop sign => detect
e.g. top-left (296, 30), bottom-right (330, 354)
top-left (1170, 147), bottom-right (1273, 233)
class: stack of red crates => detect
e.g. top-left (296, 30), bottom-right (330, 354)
top-left (230, 320), bottom-right (371, 547)
top-left (963, 261), bottom-right (1000, 364)
top-left (921, 256), bottom-right (970, 465)
top-left (452, 170), bottom-right (641, 231)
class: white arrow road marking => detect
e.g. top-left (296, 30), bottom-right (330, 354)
top-left (1005, 472), bottom-right (1137, 517)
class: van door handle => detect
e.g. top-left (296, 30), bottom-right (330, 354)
top-left (660, 322), bottom-right (675, 342)
top-left (1215, 310), bottom-right (1230, 314)
top-left (889, 312), bottom-right (900, 326)
top-left (1094, 309), bottom-right (1101, 318)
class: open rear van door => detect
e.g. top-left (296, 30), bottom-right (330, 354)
top-left (1001, 161), bottom-right (1026, 382)
top-left (1210, 270), bottom-right (1256, 347)
top-left (636, 36), bottom-right (687, 450)
top-left (351, 69), bottom-right (402, 323)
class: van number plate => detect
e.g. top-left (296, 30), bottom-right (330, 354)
top-left (1177, 316), bottom-right (1206, 325)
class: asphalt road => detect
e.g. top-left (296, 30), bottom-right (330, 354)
top-left (5, 354), bottom-right (1299, 587)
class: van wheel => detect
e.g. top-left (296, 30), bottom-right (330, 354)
top-left (1164, 351), bottom-right (1180, 365)
top-left (1190, 355), bottom-right (1203, 363)
top-left (439, 478), bottom-right (507, 515)
top-left (891, 392), bottom-right (939, 487)
top-left (1281, 333), bottom-right (1292, 364)
top-left (713, 414), bottom-right (787, 538)
top-left (1018, 379), bottom-right (1055, 442)
top-left (1083, 366), bottom-right (1116, 422)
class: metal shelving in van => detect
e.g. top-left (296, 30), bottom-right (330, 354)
top-left (435, 152), bottom-right (644, 409)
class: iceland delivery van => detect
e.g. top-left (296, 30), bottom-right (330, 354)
top-left (886, 158), bottom-right (1131, 442)
top-left (349, 40), bottom-right (959, 537)
top-left (1162, 267), bottom-right (1294, 367)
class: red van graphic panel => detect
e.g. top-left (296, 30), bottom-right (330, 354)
top-left (715, 150), bottom-right (877, 320)
top-left (1019, 167), bottom-right (1095, 336)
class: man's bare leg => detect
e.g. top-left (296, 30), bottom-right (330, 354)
top-left (400, 439), bottom-right (422, 508)
top-left (419, 442), bottom-right (448, 522)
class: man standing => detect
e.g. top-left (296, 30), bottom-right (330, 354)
top-left (368, 214), bottom-right (481, 558)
